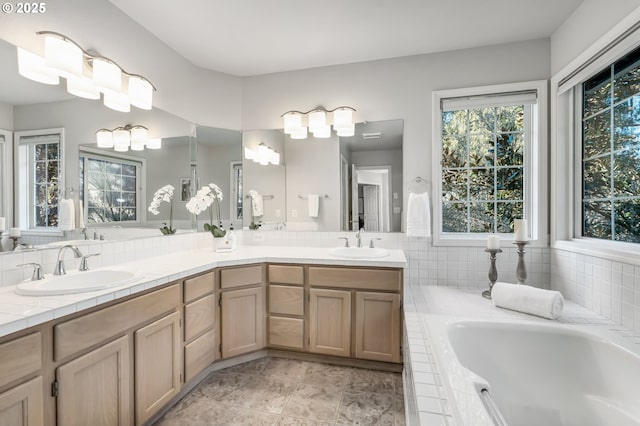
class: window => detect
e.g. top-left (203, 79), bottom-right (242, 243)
top-left (79, 152), bottom-right (142, 223)
top-left (581, 45), bottom-right (640, 243)
top-left (15, 129), bottom-right (64, 231)
top-left (230, 161), bottom-right (243, 223)
top-left (432, 81), bottom-right (547, 246)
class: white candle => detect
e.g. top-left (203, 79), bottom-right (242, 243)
top-left (514, 219), bottom-right (528, 241)
top-left (487, 234), bottom-right (500, 250)
top-left (0, 217), bottom-right (5, 232)
top-left (9, 227), bottom-right (20, 238)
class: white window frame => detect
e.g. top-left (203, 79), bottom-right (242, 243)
top-left (79, 147), bottom-right (145, 226)
top-left (14, 128), bottom-right (65, 236)
top-left (0, 129), bottom-right (12, 229)
top-left (551, 9), bottom-right (640, 265)
top-left (432, 80), bottom-right (548, 247)
top-left (229, 160), bottom-right (243, 228)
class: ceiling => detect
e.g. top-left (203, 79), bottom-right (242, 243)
top-left (109, 0), bottom-right (583, 76)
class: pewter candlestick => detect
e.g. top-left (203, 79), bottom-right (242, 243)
top-left (482, 248), bottom-right (502, 299)
top-left (9, 236), bottom-right (19, 250)
top-left (513, 240), bottom-right (529, 284)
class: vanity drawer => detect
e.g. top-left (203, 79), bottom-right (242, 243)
top-left (308, 267), bottom-right (401, 292)
top-left (269, 317), bottom-right (303, 349)
top-left (269, 285), bottom-right (304, 316)
top-left (0, 333), bottom-right (41, 388)
top-left (184, 329), bottom-right (216, 382)
top-left (220, 265), bottom-right (263, 289)
top-left (54, 284), bottom-right (180, 361)
top-left (184, 272), bottom-right (215, 303)
top-left (184, 294), bottom-right (215, 342)
top-left (268, 265), bottom-right (303, 285)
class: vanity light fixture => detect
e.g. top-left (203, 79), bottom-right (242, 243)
top-left (244, 143), bottom-right (280, 166)
top-left (17, 31), bottom-right (156, 112)
top-left (282, 106), bottom-right (356, 139)
top-left (96, 124), bottom-right (160, 152)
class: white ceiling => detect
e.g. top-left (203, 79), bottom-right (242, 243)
top-left (109, 0), bottom-right (583, 76)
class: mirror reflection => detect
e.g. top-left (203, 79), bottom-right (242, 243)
top-left (0, 36), bottom-right (244, 253)
top-left (241, 119), bottom-right (403, 232)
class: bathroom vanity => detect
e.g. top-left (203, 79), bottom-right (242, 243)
top-left (0, 244), bottom-right (405, 426)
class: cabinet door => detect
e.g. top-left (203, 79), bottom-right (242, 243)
top-left (355, 292), bottom-right (401, 363)
top-left (0, 376), bottom-right (44, 426)
top-left (309, 289), bottom-right (351, 357)
top-left (221, 287), bottom-right (264, 358)
top-left (57, 336), bottom-right (131, 426)
top-left (135, 311), bottom-right (181, 425)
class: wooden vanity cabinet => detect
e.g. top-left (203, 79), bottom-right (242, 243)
top-left (183, 272), bottom-right (217, 383)
top-left (220, 265), bottom-right (265, 358)
top-left (308, 266), bottom-right (402, 363)
top-left (0, 332), bottom-right (44, 426)
top-left (267, 265), bottom-right (305, 350)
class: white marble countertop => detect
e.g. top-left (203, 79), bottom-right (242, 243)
top-left (0, 245), bottom-right (406, 338)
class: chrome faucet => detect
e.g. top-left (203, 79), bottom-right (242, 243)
top-left (17, 263), bottom-right (44, 281)
top-left (54, 245), bottom-right (83, 275)
top-left (81, 227), bottom-right (97, 240)
top-left (356, 228), bottom-right (364, 248)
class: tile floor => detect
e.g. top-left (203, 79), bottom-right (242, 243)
top-left (155, 357), bottom-right (405, 425)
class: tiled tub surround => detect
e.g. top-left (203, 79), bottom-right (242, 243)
top-left (402, 284), bottom-right (640, 426)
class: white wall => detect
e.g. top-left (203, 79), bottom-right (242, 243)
top-left (551, 0), bottom-right (640, 75)
top-left (0, 102), bottom-right (13, 130)
top-left (242, 39), bottom-right (551, 216)
top-left (0, 0), bottom-right (243, 129)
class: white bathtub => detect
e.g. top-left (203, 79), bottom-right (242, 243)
top-left (429, 319), bottom-right (640, 426)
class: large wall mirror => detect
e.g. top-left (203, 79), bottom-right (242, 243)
top-left (242, 119), bottom-right (403, 232)
top-left (0, 37), bottom-right (243, 253)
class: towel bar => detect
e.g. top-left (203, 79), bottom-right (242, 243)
top-left (245, 194), bottom-right (274, 200)
top-left (298, 194), bottom-right (329, 199)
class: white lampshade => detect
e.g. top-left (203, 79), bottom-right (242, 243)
top-left (43, 35), bottom-right (83, 79)
top-left (308, 110), bottom-right (327, 132)
top-left (67, 76), bottom-right (100, 100)
top-left (336, 122), bottom-right (355, 137)
top-left (271, 151), bottom-right (280, 165)
top-left (312, 124), bottom-right (331, 138)
top-left (104, 90), bottom-right (130, 113)
top-left (130, 127), bottom-right (148, 144)
top-left (93, 58), bottom-right (122, 93)
top-left (146, 138), bottom-right (162, 149)
top-left (128, 76), bottom-right (153, 110)
top-left (96, 130), bottom-right (113, 148)
top-left (244, 147), bottom-right (255, 160)
top-left (283, 112), bottom-right (302, 134)
top-left (130, 141), bottom-right (145, 151)
top-left (290, 127), bottom-right (308, 140)
top-left (112, 128), bottom-right (130, 147)
top-left (114, 145), bottom-right (129, 152)
top-left (17, 48), bottom-right (60, 85)
top-left (333, 108), bottom-right (353, 129)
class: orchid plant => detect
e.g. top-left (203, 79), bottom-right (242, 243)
top-left (185, 183), bottom-right (226, 237)
top-left (148, 184), bottom-right (176, 235)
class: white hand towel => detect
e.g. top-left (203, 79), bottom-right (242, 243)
top-left (307, 194), bottom-right (319, 218)
top-left (77, 200), bottom-right (85, 229)
top-left (492, 282), bottom-right (564, 320)
top-left (58, 199), bottom-right (76, 231)
top-left (406, 192), bottom-right (431, 237)
top-left (247, 189), bottom-right (263, 217)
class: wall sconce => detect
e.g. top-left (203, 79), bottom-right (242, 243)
top-left (282, 106), bottom-right (356, 139)
top-left (244, 143), bottom-right (280, 165)
top-left (96, 124), bottom-right (161, 152)
top-left (17, 31), bottom-right (156, 112)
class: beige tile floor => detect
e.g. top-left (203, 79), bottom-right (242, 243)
top-left (155, 357), bottom-right (405, 425)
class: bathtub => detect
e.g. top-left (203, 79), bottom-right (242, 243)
top-left (428, 319), bottom-right (640, 426)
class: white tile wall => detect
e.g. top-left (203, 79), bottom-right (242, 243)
top-left (551, 248), bottom-right (640, 334)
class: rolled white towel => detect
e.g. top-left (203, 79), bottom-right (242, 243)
top-left (492, 282), bottom-right (564, 320)
top-left (307, 194), bottom-right (319, 218)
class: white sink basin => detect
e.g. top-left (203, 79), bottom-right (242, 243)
top-left (329, 247), bottom-right (389, 259)
top-left (16, 270), bottom-right (140, 296)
